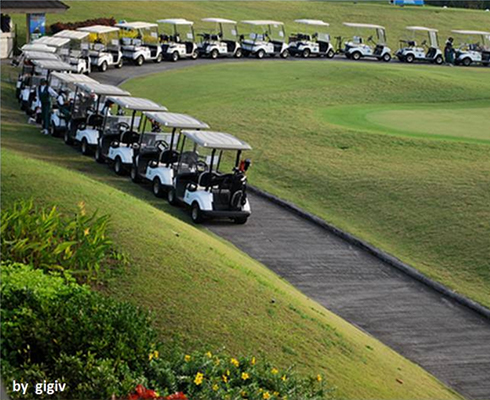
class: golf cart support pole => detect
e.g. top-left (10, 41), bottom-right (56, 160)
top-left (168, 127), bottom-right (177, 167)
top-left (235, 150), bottom-right (242, 168)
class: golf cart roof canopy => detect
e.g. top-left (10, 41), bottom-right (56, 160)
top-left (31, 59), bottom-right (78, 72)
top-left (115, 21), bottom-right (158, 29)
top-left (106, 96), bottom-right (168, 112)
top-left (182, 130), bottom-right (252, 150)
top-left (51, 72), bottom-right (97, 84)
top-left (156, 18), bottom-right (194, 26)
top-left (343, 22), bottom-right (385, 30)
top-left (54, 30), bottom-right (90, 40)
top-left (21, 43), bottom-right (57, 53)
top-left (202, 18), bottom-right (237, 24)
top-left (241, 20), bottom-right (284, 26)
top-left (23, 51), bottom-right (60, 61)
top-left (75, 83), bottom-right (131, 96)
top-left (294, 19), bottom-right (330, 27)
top-left (451, 30), bottom-right (490, 35)
top-left (33, 36), bottom-right (71, 47)
top-left (406, 26), bottom-right (438, 32)
top-left (78, 25), bottom-right (120, 34)
top-left (144, 112), bottom-right (209, 129)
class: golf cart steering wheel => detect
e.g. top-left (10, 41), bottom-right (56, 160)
top-left (196, 160), bottom-right (208, 172)
top-left (155, 139), bottom-right (169, 149)
top-left (367, 35), bottom-right (373, 43)
top-left (116, 122), bottom-right (130, 132)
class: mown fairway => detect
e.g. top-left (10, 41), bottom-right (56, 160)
top-left (0, 67), bottom-right (462, 400)
top-left (121, 61), bottom-right (490, 308)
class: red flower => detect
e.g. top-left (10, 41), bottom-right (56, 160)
top-left (165, 393), bottom-right (188, 400)
top-left (128, 385), bottom-right (161, 400)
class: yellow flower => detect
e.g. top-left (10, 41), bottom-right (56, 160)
top-left (273, 392), bottom-right (279, 396)
top-left (241, 391), bottom-right (247, 397)
top-left (281, 375), bottom-right (287, 382)
top-left (206, 351), bottom-right (213, 358)
top-left (222, 375), bottom-right (228, 383)
top-left (184, 355), bottom-right (191, 362)
top-left (194, 372), bottom-right (204, 386)
top-left (231, 358), bottom-right (240, 367)
top-left (271, 368), bottom-right (279, 375)
top-left (84, 228), bottom-right (90, 236)
top-left (316, 374), bottom-right (322, 382)
top-left (149, 353), bottom-right (153, 361)
top-left (226, 369), bottom-right (230, 376)
top-left (241, 372), bottom-right (250, 381)
top-left (212, 384), bottom-right (219, 391)
top-left (153, 350), bottom-right (159, 359)
top-left (251, 357), bottom-right (256, 365)
top-left (263, 392), bottom-right (271, 399)
top-left (215, 358), bottom-right (221, 366)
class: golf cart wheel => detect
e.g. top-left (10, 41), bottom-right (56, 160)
top-left (191, 50), bottom-right (198, 60)
top-left (233, 216), bottom-right (249, 225)
top-left (256, 49), bottom-right (265, 59)
top-left (235, 48), bottom-right (243, 58)
top-left (191, 202), bottom-right (204, 224)
top-left (155, 53), bottom-right (163, 63)
top-left (81, 138), bottom-right (91, 156)
top-left (153, 178), bottom-right (164, 198)
top-left (95, 146), bottom-right (104, 163)
top-left (114, 156), bottom-right (126, 176)
top-left (327, 49), bottom-right (335, 59)
top-left (435, 55), bottom-right (443, 65)
top-left (406, 54), bottom-right (415, 63)
top-left (280, 49), bottom-right (289, 59)
top-left (302, 48), bottom-right (311, 58)
top-left (99, 61), bottom-right (108, 72)
top-left (63, 129), bottom-right (72, 145)
top-left (115, 59), bottom-right (123, 69)
top-left (135, 55), bottom-right (144, 66)
top-left (382, 53), bottom-right (392, 62)
top-left (462, 58), bottom-right (472, 67)
top-left (171, 51), bottom-right (179, 62)
top-left (210, 49), bottom-right (219, 59)
top-left (131, 164), bottom-right (140, 183)
top-left (352, 52), bottom-right (361, 61)
top-left (167, 187), bottom-right (177, 204)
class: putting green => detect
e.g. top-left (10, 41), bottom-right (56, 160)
top-left (324, 103), bottom-right (490, 143)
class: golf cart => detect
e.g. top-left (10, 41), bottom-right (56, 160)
top-left (95, 96), bottom-right (168, 175)
top-left (340, 22), bottom-right (392, 62)
top-left (15, 52), bottom-right (60, 100)
top-left (77, 25), bottom-right (124, 72)
top-left (21, 43), bottom-right (58, 54)
top-left (65, 82), bottom-right (131, 154)
top-left (289, 19), bottom-right (335, 58)
top-left (130, 111), bottom-right (209, 197)
top-left (48, 72), bottom-right (97, 136)
top-left (115, 21), bottom-right (163, 65)
top-left (167, 130), bottom-right (252, 224)
top-left (396, 26), bottom-right (443, 64)
top-left (157, 19), bottom-right (198, 61)
top-left (54, 30), bottom-right (92, 73)
top-left (197, 18), bottom-right (242, 58)
top-left (240, 20), bottom-right (289, 58)
top-left (452, 30), bottom-right (490, 66)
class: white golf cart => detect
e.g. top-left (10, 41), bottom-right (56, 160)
top-left (289, 19), bottom-right (335, 58)
top-left (240, 20), bottom-right (289, 59)
top-left (157, 19), bottom-right (198, 62)
top-left (54, 30), bottom-right (92, 73)
top-left (21, 43), bottom-right (58, 54)
top-left (115, 21), bottom-right (163, 65)
top-left (130, 111), bottom-right (209, 197)
top-left (77, 25), bottom-right (124, 72)
top-left (167, 130), bottom-right (252, 224)
top-left (341, 22), bottom-right (392, 62)
top-left (396, 26), bottom-right (444, 64)
top-left (95, 96), bottom-right (168, 175)
top-left (197, 18), bottom-right (242, 59)
top-left (452, 30), bottom-right (490, 66)
top-left (65, 82), bottom-right (131, 154)
top-left (15, 52), bottom-right (60, 100)
top-left (48, 72), bottom-right (97, 136)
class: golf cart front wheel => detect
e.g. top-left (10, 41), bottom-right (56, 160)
top-left (406, 54), bottom-right (415, 63)
top-left (114, 157), bottom-right (126, 176)
top-left (115, 59), bottom-right (123, 69)
top-left (155, 53), bottom-right (163, 63)
top-left (434, 55), bottom-right (443, 65)
top-left (153, 178), bottom-right (164, 198)
top-left (191, 202), bottom-right (204, 224)
top-left (95, 146), bottom-right (104, 163)
top-left (81, 138), bottom-right (91, 155)
top-left (167, 187), bottom-right (177, 204)
top-left (171, 51), bottom-right (179, 62)
top-left (210, 49), bottom-right (219, 59)
top-left (302, 48), bottom-right (310, 58)
top-left (256, 49), bottom-right (265, 59)
top-left (280, 49), bottom-right (289, 59)
top-left (462, 58), bottom-right (472, 67)
top-left (352, 52), bottom-right (361, 61)
top-left (99, 61), bottom-right (108, 72)
top-left (382, 53), bottom-right (392, 62)
top-left (135, 55), bottom-right (144, 66)
top-left (191, 51), bottom-right (198, 60)
top-left (131, 164), bottom-right (140, 183)
top-left (234, 48), bottom-right (243, 58)
top-left (326, 49), bottom-right (335, 59)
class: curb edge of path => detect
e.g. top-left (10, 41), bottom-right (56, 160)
top-left (248, 185), bottom-right (490, 320)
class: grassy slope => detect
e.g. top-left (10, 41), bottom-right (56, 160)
top-left (120, 61), bottom-right (490, 309)
top-left (1, 71), bottom-right (461, 400)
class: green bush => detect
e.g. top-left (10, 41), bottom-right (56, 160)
top-left (1, 200), bottom-right (125, 283)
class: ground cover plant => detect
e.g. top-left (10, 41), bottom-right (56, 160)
top-left (0, 65), bottom-right (461, 398)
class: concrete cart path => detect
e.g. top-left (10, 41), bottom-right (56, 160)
top-left (94, 61), bottom-right (490, 400)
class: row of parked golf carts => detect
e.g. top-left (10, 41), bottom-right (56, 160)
top-left (14, 57), bottom-right (253, 224)
top-left (17, 19), bottom-right (490, 69)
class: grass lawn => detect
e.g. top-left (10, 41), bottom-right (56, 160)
top-left (1, 67), bottom-right (462, 400)
top-left (120, 61), bottom-right (490, 309)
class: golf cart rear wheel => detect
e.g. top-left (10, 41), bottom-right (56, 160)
top-left (233, 216), bottom-right (249, 225)
top-left (191, 51), bottom-right (198, 60)
top-left (114, 156), bottom-right (125, 176)
top-left (81, 138), bottom-right (91, 155)
top-left (153, 178), bottom-right (164, 198)
top-left (234, 48), bottom-right (243, 58)
top-left (191, 202), bottom-right (204, 224)
top-left (64, 130), bottom-right (72, 145)
top-left (135, 55), bottom-right (144, 66)
top-left (462, 58), bottom-right (472, 67)
top-left (256, 49), bottom-right (265, 59)
top-left (406, 54), bottom-right (415, 63)
top-left (280, 49), bottom-right (289, 59)
top-left (94, 146), bottom-right (104, 163)
top-left (382, 53), bottom-right (392, 62)
top-left (302, 48), bottom-right (311, 58)
top-left (435, 55), bottom-right (443, 65)
top-left (167, 187), bottom-right (177, 205)
top-left (131, 164), bottom-right (140, 183)
top-left (115, 59), bottom-right (123, 69)
top-left (155, 53), bottom-right (163, 63)
top-left (171, 51), bottom-right (179, 62)
top-left (352, 52), bottom-right (361, 61)
top-left (326, 49), bottom-right (335, 59)
top-left (99, 61), bottom-right (108, 72)
top-left (210, 49), bottom-right (219, 59)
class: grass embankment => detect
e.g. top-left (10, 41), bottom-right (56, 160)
top-left (11, 1), bottom-right (490, 50)
top-left (121, 61), bottom-right (490, 309)
top-left (1, 67), bottom-right (461, 400)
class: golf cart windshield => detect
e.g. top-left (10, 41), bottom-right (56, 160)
top-left (452, 30), bottom-right (490, 51)
top-left (54, 30), bottom-right (91, 53)
top-left (242, 21), bottom-right (285, 42)
top-left (405, 27), bottom-right (439, 48)
top-left (78, 26), bottom-right (121, 51)
top-left (294, 19), bottom-right (330, 42)
top-left (157, 19), bottom-right (195, 43)
top-left (201, 18), bottom-right (238, 41)
top-left (344, 23), bottom-right (387, 45)
top-left (49, 72), bottom-right (96, 94)
top-left (117, 22), bottom-right (160, 45)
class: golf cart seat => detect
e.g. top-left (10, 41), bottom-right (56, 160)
top-left (185, 42), bottom-right (194, 53)
top-left (87, 114), bottom-right (104, 128)
top-left (120, 130), bottom-right (139, 146)
top-left (160, 149), bottom-right (179, 165)
top-left (426, 47), bottom-right (437, 58)
top-left (93, 43), bottom-right (105, 51)
top-left (408, 40), bottom-right (416, 47)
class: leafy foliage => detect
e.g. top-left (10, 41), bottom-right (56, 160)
top-left (49, 17), bottom-right (116, 34)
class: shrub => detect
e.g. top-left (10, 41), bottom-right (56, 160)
top-left (49, 18), bottom-right (117, 34)
top-left (1, 200), bottom-right (126, 283)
